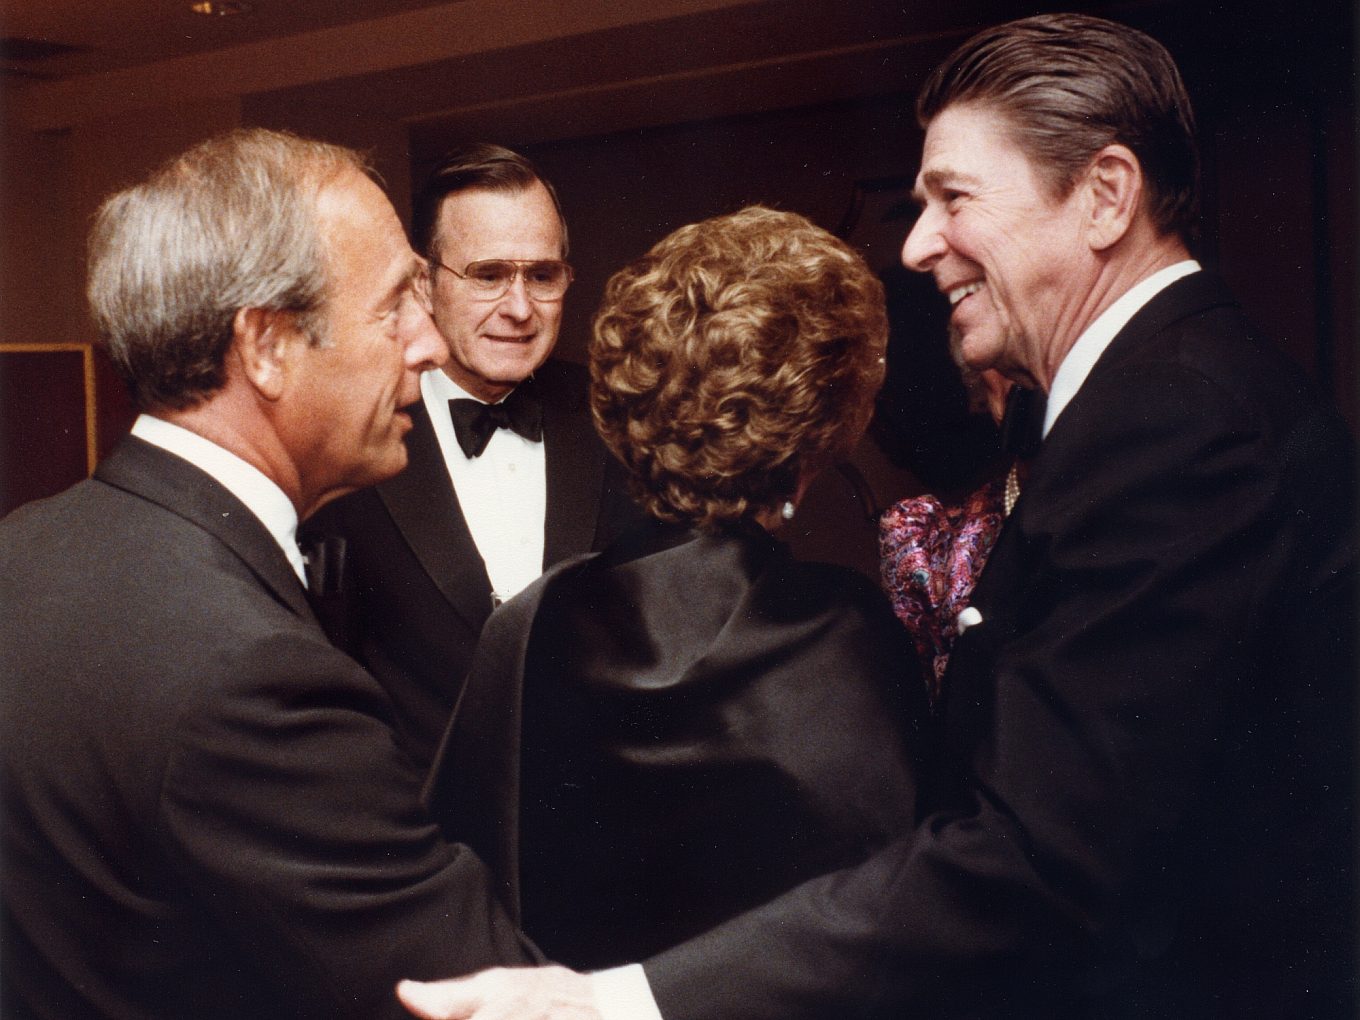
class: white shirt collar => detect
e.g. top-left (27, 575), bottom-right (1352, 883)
top-left (423, 367), bottom-right (512, 406)
top-left (420, 367), bottom-right (548, 603)
top-left (425, 368), bottom-right (479, 405)
top-left (131, 414), bottom-right (307, 584)
top-left (1043, 260), bottom-right (1201, 437)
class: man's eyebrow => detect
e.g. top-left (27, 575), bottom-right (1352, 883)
top-left (915, 168), bottom-right (981, 200)
top-left (399, 254), bottom-right (429, 291)
top-left (375, 262), bottom-right (417, 309)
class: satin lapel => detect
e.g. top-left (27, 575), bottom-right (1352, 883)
top-left (541, 365), bottom-right (604, 567)
top-left (1062, 271), bottom-right (1239, 421)
top-left (377, 398), bottom-right (494, 632)
top-left (956, 274), bottom-right (1240, 699)
top-left (95, 436), bottom-right (313, 620)
top-left (424, 566), bottom-right (567, 922)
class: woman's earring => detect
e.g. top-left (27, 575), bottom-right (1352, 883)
top-left (780, 500), bottom-right (796, 521)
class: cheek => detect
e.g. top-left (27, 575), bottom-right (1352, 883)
top-left (353, 331), bottom-right (403, 402)
top-left (973, 237), bottom-right (1032, 311)
top-left (429, 303), bottom-right (457, 343)
top-left (959, 221), bottom-right (1013, 275)
top-left (536, 306), bottom-right (563, 343)
top-left (466, 306), bottom-right (503, 347)
top-left (954, 201), bottom-right (1027, 264)
top-left (432, 292), bottom-right (474, 339)
top-left (384, 343), bottom-right (405, 387)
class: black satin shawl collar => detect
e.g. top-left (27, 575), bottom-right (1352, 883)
top-left (530, 518), bottom-right (815, 699)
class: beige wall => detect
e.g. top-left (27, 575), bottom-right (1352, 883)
top-left (0, 7), bottom-right (1352, 555)
top-left (1, 96), bottom-right (243, 506)
top-left (242, 97), bottom-right (414, 226)
top-left (0, 122), bottom-right (79, 345)
top-left (1, 97), bottom-right (242, 347)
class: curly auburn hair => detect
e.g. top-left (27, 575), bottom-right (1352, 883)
top-left (590, 205), bottom-right (888, 530)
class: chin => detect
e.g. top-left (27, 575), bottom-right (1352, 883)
top-left (363, 447), bottom-right (409, 487)
top-left (953, 332), bottom-right (1003, 376)
top-left (496, 347), bottom-right (550, 373)
top-left (948, 324), bottom-right (986, 368)
top-left (387, 447), bottom-right (410, 476)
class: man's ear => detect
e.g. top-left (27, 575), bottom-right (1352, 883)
top-left (232, 307), bottom-right (303, 401)
top-left (1084, 143), bottom-right (1142, 252)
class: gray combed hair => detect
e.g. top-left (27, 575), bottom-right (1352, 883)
top-left (87, 128), bottom-right (372, 411)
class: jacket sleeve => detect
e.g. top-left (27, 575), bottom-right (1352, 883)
top-left (642, 359), bottom-right (1357, 1018)
top-left (158, 626), bottom-right (541, 1020)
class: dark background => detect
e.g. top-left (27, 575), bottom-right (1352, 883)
top-left (2, 0), bottom-right (1354, 577)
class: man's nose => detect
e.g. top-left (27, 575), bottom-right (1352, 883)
top-left (496, 275), bottom-right (534, 320)
top-left (401, 293), bottom-right (448, 372)
top-left (901, 206), bottom-right (946, 273)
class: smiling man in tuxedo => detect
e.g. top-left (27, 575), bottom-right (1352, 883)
top-left (305, 143), bottom-right (636, 770)
top-left (398, 14), bottom-right (1356, 1020)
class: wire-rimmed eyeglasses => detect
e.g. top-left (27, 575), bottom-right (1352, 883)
top-left (429, 257), bottom-right (574, 301)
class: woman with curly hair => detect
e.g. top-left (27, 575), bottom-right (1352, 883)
top-left (426, 206), bottom-right (928, 969)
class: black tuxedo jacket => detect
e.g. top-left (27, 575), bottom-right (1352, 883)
top-left (0, 438), bottom-right (537, 1020)
top-left (303, 358), bottom-right (638, 769)
top-left (641, 272), bottom-right (1358, 1018)
top-left (425, 519), bottom-right (930, 969)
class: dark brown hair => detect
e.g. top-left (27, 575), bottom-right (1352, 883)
top-left (918, 12), bottom-right (1199, 241)
top-left (411, 142), bottom-right (568, 259)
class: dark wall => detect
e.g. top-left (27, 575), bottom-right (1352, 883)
top-left (417, 94), bottom-right (922, 362)
top-left (5, 3), bottom-right (1353, 575)
top-left (515, 97), bottom-right (939, 575)
top-left (408, 6), bottom-right (1355, 573)
top-left (1, 345), bottom-right (133, 518)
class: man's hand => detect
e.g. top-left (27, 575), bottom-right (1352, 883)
top-left (397, 965), bottom-right (602, 1020)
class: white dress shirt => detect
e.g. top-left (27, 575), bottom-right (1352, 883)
top-left (1043, 260), bottom-right (1201, 437)
top-left (131, 414), bottom-right (307, 585)
top-left (422, 369), bottom-right (548, 603)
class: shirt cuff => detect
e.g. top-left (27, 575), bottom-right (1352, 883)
top-left (590, 964), bottom-right (664, 1020)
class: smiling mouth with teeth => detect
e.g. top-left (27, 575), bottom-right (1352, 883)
top-left (948, 281), bottom-right (984, 306)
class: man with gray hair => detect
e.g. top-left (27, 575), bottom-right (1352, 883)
top-left (399, 13), bottom-right (1355, 1020)
top-left (0, 128), bottom-right (538, 1020)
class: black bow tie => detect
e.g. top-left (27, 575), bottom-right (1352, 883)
top-left (448, 387), bottom-right (543, 458)
top-left (999, 385), bottom-right (1047, 461)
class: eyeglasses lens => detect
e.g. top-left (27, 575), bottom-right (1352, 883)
top-left (465, 260), bottom-right (571, 300)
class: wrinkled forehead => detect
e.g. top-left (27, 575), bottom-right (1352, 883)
top-left (923, 100), bottom-right (1031, 153)
top-left (431, 182), bottom-right (566, 260)
top-left (913, 103), bottom-right (1037, 194)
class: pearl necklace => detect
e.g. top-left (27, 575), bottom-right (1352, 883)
top-left (1004, 461), bottom-right (1022, 517)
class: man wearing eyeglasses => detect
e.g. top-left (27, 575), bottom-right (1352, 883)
top-left (304, 143), bottom-right (637, 771)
